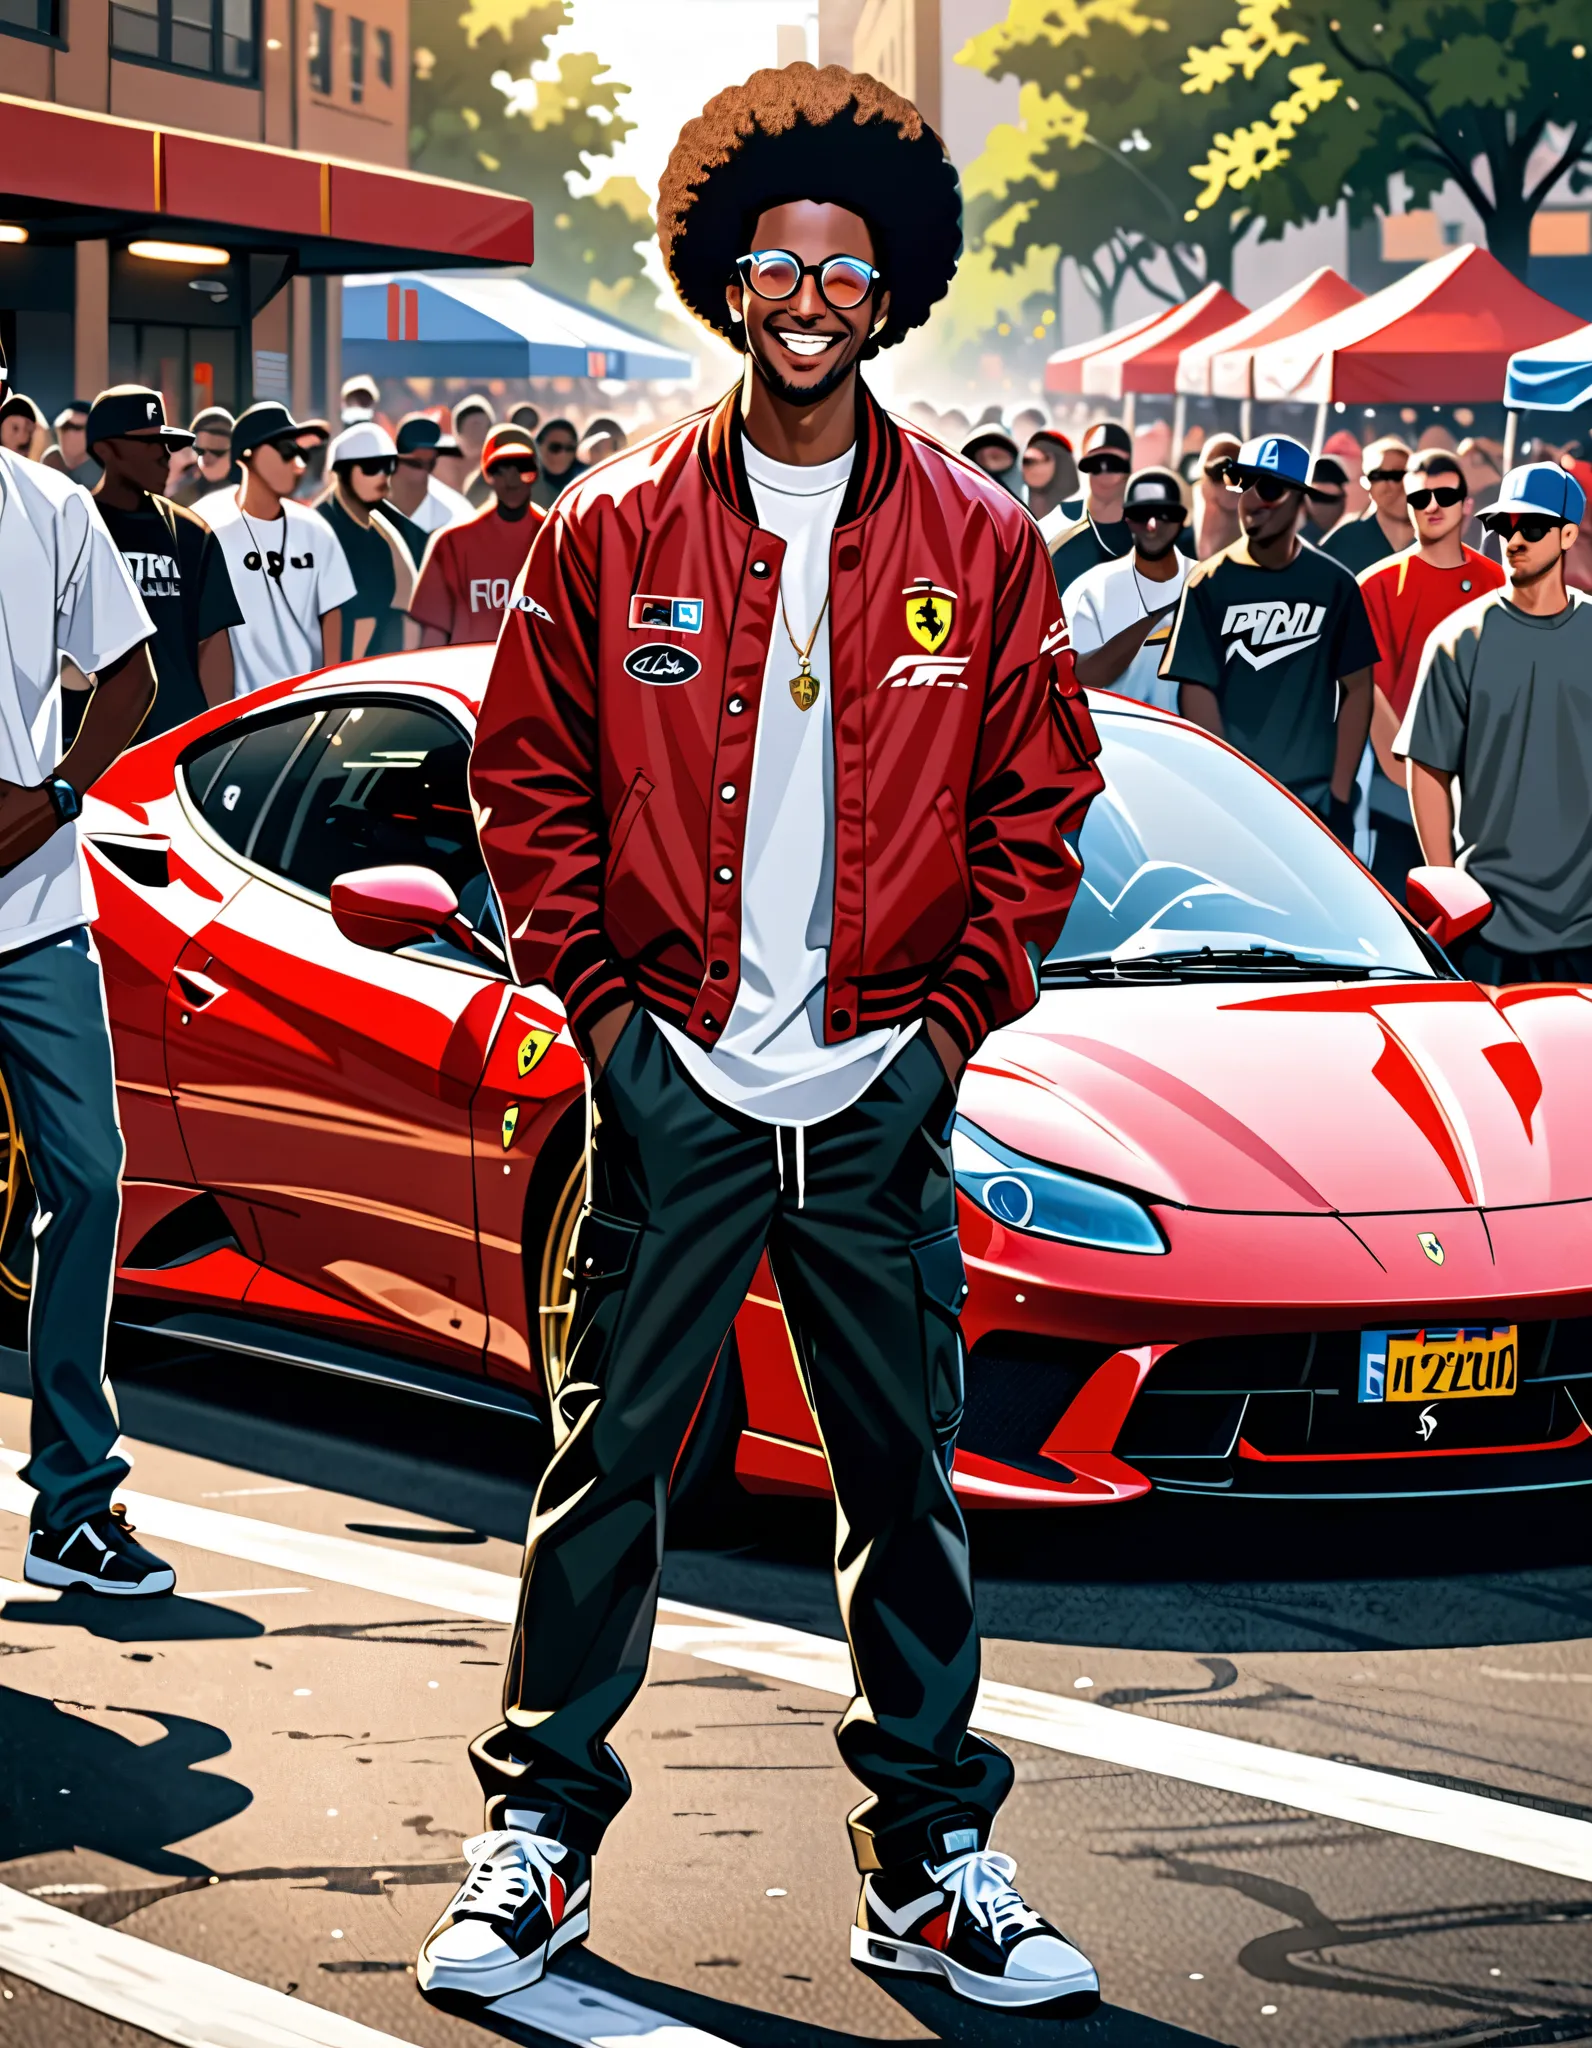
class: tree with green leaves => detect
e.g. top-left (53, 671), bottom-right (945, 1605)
top-left (409, 0), bottom-right (652, 314)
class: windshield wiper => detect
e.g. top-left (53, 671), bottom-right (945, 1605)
top-left (1041, 945), bottom-right (1427, 986)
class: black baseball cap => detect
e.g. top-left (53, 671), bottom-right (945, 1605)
top-left (1310, 454), bottom-right (1349, 490)
top-left (85, 385), bottom-right (195, 452)
top-left (395, 412), bottom-right (462, 456)
top-left (1123, 466), bottom-right (1184, 515)
top-left (1078, 420), bottom-right (1133, 470)
top-left (232, 400), bottom-right (320, 459)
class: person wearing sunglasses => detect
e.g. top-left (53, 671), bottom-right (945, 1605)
top-left (411, 424), bottom-right (546, 646)
top-left (1396, 462), bottom-right (1592, 984)
top-left (1193, 430), bottom-right (1242, 559)
top-left (390, 414), bottom-right (475, 536)
top-left (435, 62), bottom-right (1104, 2019)
top-left (315, 421), bottom-right (425, 662)
top-left (531, 417), bottom-right (586, 509)
top-left (196, 401), bottom-right (355, 695)
top-left (1322, 434), bottom-right (1415, 574)
top-left (1356, 449), bottom-right (1504, 893)
top-left (1162, 432), bottom-right (1379, 844)
top-left (1301, 454), bottom-right (1350, 544)
top-left (1047, 418), bottom-right (1146, 591)
top-left (1065, 468), bottom-right (1191, 710)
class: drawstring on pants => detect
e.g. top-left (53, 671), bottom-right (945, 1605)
top-left (773, 1125), bottom-right (807, 1209)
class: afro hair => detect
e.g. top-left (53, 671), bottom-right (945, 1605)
top-left (658, 63), bottom-right (962, 357)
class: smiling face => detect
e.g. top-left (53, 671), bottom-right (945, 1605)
top-left (726, 201), bottom-right (888, 410)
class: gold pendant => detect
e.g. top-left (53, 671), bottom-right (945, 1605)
top-left (789, 667), bottom-right (820, 713)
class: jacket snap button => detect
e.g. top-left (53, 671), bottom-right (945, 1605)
top-left (838, 545), bottom-right (861, 571)
top-left (702, 1014), bottom-right (717, 1030)
top-left (750, 559), bottom-right (770, 578)
top-left (830, 1007), bottom-right (851, 1030)
top-left (709, 960), bottom-right (729, 980)
top-left (727, 696), bottom-right (745, 714)
top-left (720, 783), bottom-right (736, 801)
top-left (716, 866), bottom-right (733, 883)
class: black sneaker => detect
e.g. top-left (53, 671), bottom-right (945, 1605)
top-left (417, 1818), bottom-right (591, 2006)
top-left (853, 1840), bottom-right (1098, 2012)
top-left (23, 1505), bottom-right (175, 1597)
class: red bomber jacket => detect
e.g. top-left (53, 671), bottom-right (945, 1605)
top-left (469, 383), bottom-right (1104, 1063)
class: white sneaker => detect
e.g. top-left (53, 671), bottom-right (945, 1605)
top-left (417, 1824), bottom-right (590, 2007)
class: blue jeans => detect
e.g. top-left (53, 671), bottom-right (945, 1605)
top-left (1, 927), bottom-right (127, 1529)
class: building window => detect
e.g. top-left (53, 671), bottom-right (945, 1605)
top-left (375, 23), bottom-right (391, 86)
top-left (348, 14), bottom-right (365, 103)
top-left (0, 0), bottom-right (62, 42)
top-left (110, 0), bottom-right (256, 77)
top-left (307, 2), bottom-right (332, 93)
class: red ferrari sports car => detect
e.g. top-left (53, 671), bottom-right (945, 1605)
top-left (13, 646), bottom-right (1590, 1509)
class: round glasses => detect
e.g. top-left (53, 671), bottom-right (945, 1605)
top-left (735, 248), bottom-right (881, 313)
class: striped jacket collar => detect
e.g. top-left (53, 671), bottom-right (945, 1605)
top-left (698, 377), bottom-right (904, 528)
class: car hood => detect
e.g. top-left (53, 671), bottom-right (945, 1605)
top-left (966, 977), bottom-right (1592, 1215)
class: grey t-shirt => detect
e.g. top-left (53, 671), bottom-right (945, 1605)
top-left (1396, 591), bottom-right (1592, 953)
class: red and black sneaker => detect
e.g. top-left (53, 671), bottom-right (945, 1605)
top-left (417, 1813), bottom-right (590, 2007)
top-left (853, 1832), bottom-right (1098, 2013)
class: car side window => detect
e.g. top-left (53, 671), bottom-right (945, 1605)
top-left (261, 699), bottom-right (485, 909)
top-left (181, 710), bottom-right (327, 861)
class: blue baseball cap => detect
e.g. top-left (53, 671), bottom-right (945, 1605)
top-left (1227, 432), bottom-right (1333, 501)
top-left (1491, 460), bottom-right (1586, 527)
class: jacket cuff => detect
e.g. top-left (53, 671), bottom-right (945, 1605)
top-left (925, 986), bottom-right (986, 1066)
top-left (555, 941), bottom-right (634, 1042)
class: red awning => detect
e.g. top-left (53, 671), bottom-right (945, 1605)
top-left (1175, 267), bottom-right (1364, 398)
top-left (1250, 244), bottom-right (1579, 405)
top-left (0, 94), bottom-right (534, 272)
top-left (1043, 309), bottom-right (1165, 395)
top-left (1082, 283), bottom-right (1249, 397)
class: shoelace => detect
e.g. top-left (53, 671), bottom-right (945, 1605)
top-left (927, 1848), bottom-right (1045, 1948)
top-left (455, 1829), bottom-right (567, 1924)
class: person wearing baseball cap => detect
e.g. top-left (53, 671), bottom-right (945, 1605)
top-left (1396, 460), bottom-right (1592, 983)
top-left (315, 421), bottom-right (426, 662)
top-left (1322, 434), bottom-right (1414, 575)
top-left (86, 386), bottom-right (243, 734)
top-left (1161, 432), bottom-right (1379, 842)
top-left (410, 424), bottom-right (546, 647)
top-left (1064, 467), bottom-right (1191, 711)
top-left (0, 344), bottom-right (175, 1598)
top-left (961, 425), bottom-right (1020, 496)
top-left (1050, 419), bottom-right (1189, 591)
top-left (390, 413), bottom-right (475, 536)
top-left (195, 400), bottom-right (356, 694)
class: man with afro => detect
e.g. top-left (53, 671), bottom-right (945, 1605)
top-left (423, 64), bottom-right (1104, 2016)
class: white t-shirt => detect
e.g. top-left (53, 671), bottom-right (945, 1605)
top-left (197, 488), bottom-right (357, 695)
top-left (0, 450), bottom-right (154, 951)
top-left (1064, 550), bottom-right (1189, 711)
top-left (408, 477), bottom-right (476, 535)
top-left (654, 440), bottom-right (912, 1126)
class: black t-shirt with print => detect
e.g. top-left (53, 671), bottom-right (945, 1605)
top-left (1160, 536), bottom-right (1381, 814)
top-left (318, 497), bottom-right (426, 661)
top-left (97, 494), bottom-right (244, 737)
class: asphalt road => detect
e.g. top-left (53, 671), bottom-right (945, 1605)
top-left (0, 1334), bottom-right (1589, 2048)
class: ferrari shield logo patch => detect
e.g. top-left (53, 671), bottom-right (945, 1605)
top-left (1418, 1231), bottom-right (1444, 1265)
top-left (904, 581), bottom-right (956, 654)
top-left (517, 1027), bottom-right (555, 1078)
top-left (501, 1103), bottom-right (521, 1151)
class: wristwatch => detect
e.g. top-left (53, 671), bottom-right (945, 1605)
top-left (45, 777), bottom-right (81, 825)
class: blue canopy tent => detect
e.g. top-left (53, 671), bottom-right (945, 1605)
top-left (1502, 323), bottom-right (1592, 465)
top-left (343, 271), bottom-right (695, 383)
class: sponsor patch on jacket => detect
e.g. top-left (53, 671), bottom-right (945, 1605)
top-left (624, 643), bottom-right (702, 685)
top-left (903, 580), bottom-right (956, 653)
top-left (513, 593), bottom-right (554, 622)
top-left (628, 594), bottom-right (703, 634)
top-left (876, 653), bottom-right (969, 690)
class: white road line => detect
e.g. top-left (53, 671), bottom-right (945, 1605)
top-left (0, 1881), bottom-right (426, 2048)
top-left (3, 1453), bottom-right (1590, 1886)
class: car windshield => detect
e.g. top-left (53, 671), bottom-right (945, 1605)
top-left (1048, 710), bottom-right (1440, 981)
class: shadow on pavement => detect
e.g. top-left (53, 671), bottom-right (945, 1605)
top-left (0, 1682), bottom-right (250, 1876)
top-left (1, 1589), bottom-right (265, 1642)
top-left (475, 1946), bottom-right (1218, 2045)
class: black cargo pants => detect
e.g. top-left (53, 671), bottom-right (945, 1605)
top-left (470, 1009), bottom-right (1013, 1872)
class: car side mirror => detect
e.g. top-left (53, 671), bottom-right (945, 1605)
top-left (330, 864), bottom-right (458, 951)
top-left (1406, 864), bottom-right (1492, 949)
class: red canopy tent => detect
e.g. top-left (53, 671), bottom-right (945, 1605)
top-left (1176, 267), bottom-right (1364, 398)
top-left (1082, 282), bottom-right (1248, 397)
top-left (1249, 244), bottom-right (1579, 405)
top-left (1043, 308), bottom-right (1164, 395)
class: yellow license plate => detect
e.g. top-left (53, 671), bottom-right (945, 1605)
top-left (1359, 1325), bottom-right (1519, 1403)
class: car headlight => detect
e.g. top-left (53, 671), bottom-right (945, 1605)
top-left (951, 1118), bottom-right (1167, 1254)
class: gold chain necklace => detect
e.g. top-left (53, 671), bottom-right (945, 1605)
top-left (779, 584), bottom-right (831, 713)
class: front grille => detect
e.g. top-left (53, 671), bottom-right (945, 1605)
top-left (960, 1333), bottom-right (1114, 1477)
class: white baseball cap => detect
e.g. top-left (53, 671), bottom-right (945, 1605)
top-left (328, 421), bottom-right (397, 466)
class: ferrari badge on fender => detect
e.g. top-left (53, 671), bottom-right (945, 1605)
top-left (502, 1103), bottom-right (521, 1150)
top-left (517, 1027), bottom-right (555, 1078)
top-left (903, 580), bottom-right (956, 654)
top-left (1418, 1231), bottom-right (1444, 1265)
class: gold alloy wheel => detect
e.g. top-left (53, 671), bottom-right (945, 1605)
top-left (0, 1067), bottom-right (34, 1304)
top-left (536, 1151), bottom-right (586, 1421)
